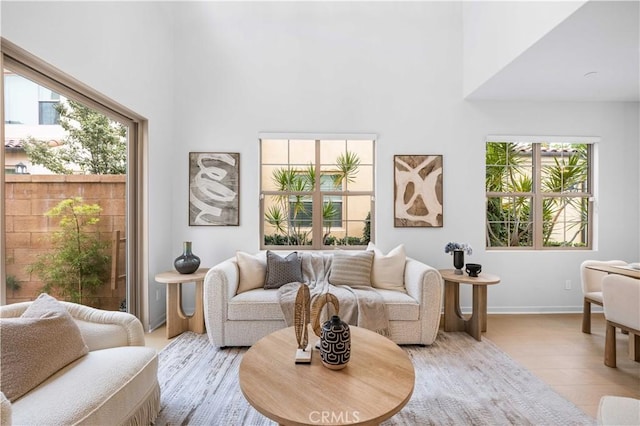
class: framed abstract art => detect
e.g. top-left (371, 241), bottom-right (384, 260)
top-left (189, 152), bottom-right (240, 226)
top-left (393, 154), bottom-right (443, 227)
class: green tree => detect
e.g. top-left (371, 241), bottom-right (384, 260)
top-left (540, 145), bottom-right (588, 246)
top-left (29, 197), bottom-right (110, 304)
top-left (6, 275), bottom-right (21, 297)
top-left (265, 167), bottom-right (313, 245)
top-left (265, 152), bottom-right (363, 246)
top-left (486, 142), bottom-right (589, 247)
top-left (485, 142), bottom-right (530, 247)
top-left (23, 100), bottom-right (126, 174)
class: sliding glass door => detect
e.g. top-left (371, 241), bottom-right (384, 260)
top-left (1, 40), bottom-right (146, 318)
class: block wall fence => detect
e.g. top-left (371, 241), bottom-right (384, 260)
top-left (5, 175), bottom-right (126, 310)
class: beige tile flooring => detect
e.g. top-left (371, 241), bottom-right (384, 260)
top-left (145, 313), bottom-right (639, 419)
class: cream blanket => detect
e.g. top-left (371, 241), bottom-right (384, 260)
top-left (278, 252), bottom-right (390, 337)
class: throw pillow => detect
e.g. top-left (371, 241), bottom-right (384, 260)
top-left (236, 251), bottom-right (267, 294)
top-left (367, 242), bottom-right (407, 292)
top-left (0, 293), bottom-right (88, 402)
top-left (264, 251), bottom-right (303, 289)
top-left (329, 250), bottom-right (374, 287)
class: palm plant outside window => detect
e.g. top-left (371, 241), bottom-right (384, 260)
top-left (486, 138), bottom-right (594, 249)
top-left (261, 137), bottom-right (375, 249)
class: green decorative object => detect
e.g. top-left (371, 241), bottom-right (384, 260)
top-left (174, 241), bottom-right (201, 274)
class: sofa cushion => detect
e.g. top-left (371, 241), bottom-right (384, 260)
top-left (228, 288), bottom-right (284, 321)
top-left (11, 346), bottom-right (158, 426)
top-left (367, 243), bottom-right (407, 292)
top-left (228, 288), bottom-right (419, 322)
top-left (236, 251), bottom-right (267, 294)
top-left (264, 251), bottom-right (303, 289)
top-left (329, 250), bottom-right (374, 287)
top-left (0, 293), bottom-right (89, 402)
top-left (376, 289), bottom-right (420, 321)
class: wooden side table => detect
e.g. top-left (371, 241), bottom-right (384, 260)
top-left (154, 268), bottom-right (209, 338)
top-left (439, 269), bottom-right (500, 341)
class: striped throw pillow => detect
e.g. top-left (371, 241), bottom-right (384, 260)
top-left (329, 250), bottom-right (374, 287)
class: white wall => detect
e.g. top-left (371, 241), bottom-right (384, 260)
top-left (171, 2), bottom-right (639, 315)
top-left (462, 101), bottom-right (639, 311)
top-left (1, 1), bottom-right (174, 328)
top-left (2, 2), bottom-right (638, 327)
top-left (463, 0), bottom-right (585, 98)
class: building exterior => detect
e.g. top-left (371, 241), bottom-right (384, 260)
top-left (4, 69), bottom-right (66, 175)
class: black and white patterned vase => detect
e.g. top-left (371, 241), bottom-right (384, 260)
top-left (320, 315), bottom-right (350, 370)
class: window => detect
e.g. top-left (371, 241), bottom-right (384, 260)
top-left (261, 135), bottom-right (375, 249)
top-left (38, 85), bottom-right (60, 125)
top-left (38, 101), bottom-right (59, 125)
top-left (289, 174), bottom-right (342, 228)
top-left (485, 136), bottom-right (595, 250)
top-left (2, 39), bottom-right (147, 322)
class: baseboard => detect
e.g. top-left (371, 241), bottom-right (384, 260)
top-left (482, 306), bottom-right (601, 314)
top-left (148, 314), bottom-right (166, 333)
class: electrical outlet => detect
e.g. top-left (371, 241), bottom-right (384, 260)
top-left (564, 280), bottom-right (572, 290)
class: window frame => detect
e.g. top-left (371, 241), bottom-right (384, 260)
top-left (485, 135), bottom-right (598, 251)
top-left (0, 38), bottom-right (148, 323)
top-left (38, 100), bottom-right (60, 125)
top-left (288, 173), bottom-right (344, 229)
top-left (260, 133), bottom-right (376, 250)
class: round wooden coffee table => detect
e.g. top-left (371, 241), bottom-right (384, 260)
top-left (239, 326), bottom-right (415, 426)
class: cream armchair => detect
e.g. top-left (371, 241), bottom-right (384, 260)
top-left (602, 274), bottom-right (640, 368)
top-left (580, 260), bottom-right (627, 333)
top-left (0, 300), bottom-right (160, 425)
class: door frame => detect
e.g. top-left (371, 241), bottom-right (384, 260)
top-left (0, 38), bottom-right (149, 324)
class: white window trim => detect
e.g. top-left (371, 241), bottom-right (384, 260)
top-left (259, 132), bottom-right (377, 141)
top-left (486, 135), bottom-right (600, 144)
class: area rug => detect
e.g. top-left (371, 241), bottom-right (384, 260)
top-left (155, 331), bottom-right (595, 425)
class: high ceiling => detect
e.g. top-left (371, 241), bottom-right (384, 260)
top-left (466, 1), bottom-right (639, 102)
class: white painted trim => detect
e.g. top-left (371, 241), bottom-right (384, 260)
top-left (486, 135), bottom-right (601, 144)
top-left (148, 314), bottom-right (167, 333)
top-left (591, 142), bottom-right (600, 251)
top-left (481, 305), bottom-right (587, 314)
top-left (259, 132), bottom-right (377, 140)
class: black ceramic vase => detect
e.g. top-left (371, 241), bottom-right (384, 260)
top-left (174, 241), bottom-right (200, 274)
top-left (453, 250), bottom-right (464, 275)
top-left (320, 315), bottom-right (351, 370)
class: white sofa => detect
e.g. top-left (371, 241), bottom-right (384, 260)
top-left (0, 300), bottom-right (159, 426)
top-left (204, 250), bottom-right (443, 347)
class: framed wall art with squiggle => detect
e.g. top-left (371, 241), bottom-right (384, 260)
top-left (188, 152), bottom-right (240, 226)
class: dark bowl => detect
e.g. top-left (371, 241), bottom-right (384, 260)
top-left (465, 263), bottom-right (482, 277)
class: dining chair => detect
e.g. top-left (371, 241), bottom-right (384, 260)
top-left (597, 395), bottom-right (640, 425)
top-left (602, 274), bottom-right (640, 367)
top-left (580, 260), bottom-right (627, 334)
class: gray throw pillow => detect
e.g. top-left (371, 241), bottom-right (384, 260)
top-left (264, 251), bottom-right (303, 289)
top-left (329, 250), bottom-right (374, 287)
